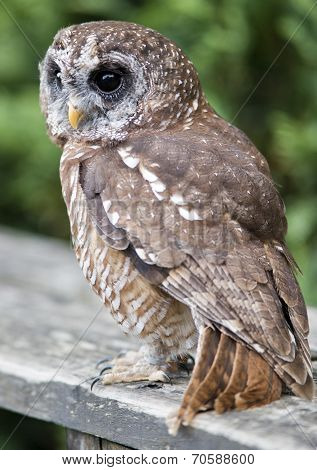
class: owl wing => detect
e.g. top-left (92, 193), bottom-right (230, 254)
top-left (79, 125), bottom-right (313, 402)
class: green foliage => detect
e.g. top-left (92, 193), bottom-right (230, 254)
top-left (0, 0), bottom-right (316, 303)
top-left (0, 409), bottom-right (65, 449)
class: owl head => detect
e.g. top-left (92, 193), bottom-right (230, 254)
top-left (40, 21), bottom-right (204, 147)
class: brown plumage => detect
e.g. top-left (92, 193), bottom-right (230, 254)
top-left (168, 328), bottom-right (283, 434)
top-left (40, 21), bottom-right (314, 434)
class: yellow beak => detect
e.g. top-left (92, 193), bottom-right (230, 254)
top-left (68, 103), bottom-right (84, 129)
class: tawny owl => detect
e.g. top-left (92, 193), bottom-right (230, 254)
top-left (40, 21), bottom-right (314, 434)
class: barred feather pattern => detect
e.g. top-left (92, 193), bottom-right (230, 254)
top-left (60, 144), bottom-right (197, 359)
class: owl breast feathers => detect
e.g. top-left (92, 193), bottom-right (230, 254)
top-left (40, 20), bottom-right (314, 434)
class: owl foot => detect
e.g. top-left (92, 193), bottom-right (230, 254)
top-left (90, 350), bottom-right (193, 389)
top-left (100, 350), bottom-right (171, 385)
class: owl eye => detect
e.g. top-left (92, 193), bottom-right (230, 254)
top-left (54, 68), bottom-right (62, 88)
top-left (48, 62), bottom-right (62, 90)
top-left (93, 70), bottom-right (123, 94)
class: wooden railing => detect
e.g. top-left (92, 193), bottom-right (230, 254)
top-left (0, 228), bottom-right (316, 449)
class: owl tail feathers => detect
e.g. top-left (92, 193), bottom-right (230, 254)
top-left (290, 378), bottom-right (315, 401)
top-left (282, 350), bottom-right (315, 401)
top-left (167, 327), bottom-right (282, 436)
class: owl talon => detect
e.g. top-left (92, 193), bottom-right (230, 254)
top-left (96, 356), bottom-right (112, 368)
top-left (90, 376), bottom-right (102, 391)
top-left (84, 363), bottom-right (114, 391)
top-left (79, 375), bottom-right (100, 387)
top-left (81, 371), bottom-right (108, 391)
top-left (99, 365), bottom-right (113, 375)
top-left (178, 363), bottom-right (190, 376)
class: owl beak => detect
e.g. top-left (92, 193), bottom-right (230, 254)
top-left (68, 103), bottom-right (84, 129)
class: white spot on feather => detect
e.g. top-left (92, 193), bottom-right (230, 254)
top-left (103, 200), bottom-right (111, 212)
top-left (139, 164), bottom-right (158, 182)
top-left (118, 147), bottom-right (140, 168)
top-left (171, 192), bottom-right (186, 205)
top-left (153, 190), bottom-right (165, 201)
top-left (150, 180), bottom-right (166, 192)
top-left (123, 156), bottom-right (140, 168)
top-left (135, 248), bottom-right (146, 259)
top-left (178, 207), bottom-right (204, 221)
top-left (117, 146), bottom-right (132, 157)
top-left (148, 253), bottom-right (157, 262)
top-left (108, 211), bottom-right (120, 225)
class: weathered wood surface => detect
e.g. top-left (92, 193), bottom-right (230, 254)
top-left (0, 227), bottom-right (316, 450)
top-left (66, 429), bottom-right (130, 450)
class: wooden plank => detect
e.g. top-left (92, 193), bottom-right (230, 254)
top-left (66, 430), bottom-right (101, 450)
top-left (66, 429), bottom-right (129, 450)
top-left (101, 438), bottom-right (130, 450)
top-left (0, 227), bottom-right (316, 450)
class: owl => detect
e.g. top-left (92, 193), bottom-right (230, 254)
top-left (40, 21), bottom-right (314, 435)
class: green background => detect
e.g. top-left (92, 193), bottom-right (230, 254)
top-left (0, 0), bottom-right (316, 449)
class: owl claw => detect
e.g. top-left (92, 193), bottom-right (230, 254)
top-left (178, 363), bottom-right (190, 376)
top-left (80, 367), bottom-right (112, 391)
top-left (90, 376), bottom-right (101, 391)
top-left (96, 356), bottom-right (112, 368)
top-left (99, 365), bottom-right (113, 375)
top-left (78, 375), bottom-right (100, 386)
